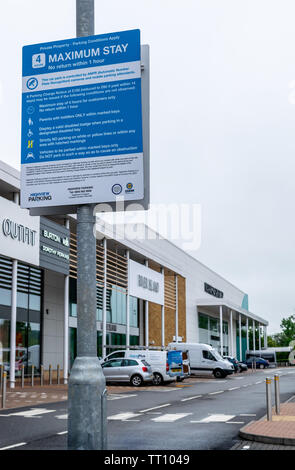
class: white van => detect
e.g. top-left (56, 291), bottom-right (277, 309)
top-left (167, 342), bottom-right (234, 379)
top-left (101, 350), bottom-right (174, 385)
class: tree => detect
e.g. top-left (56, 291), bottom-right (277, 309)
top-left (280, 315), bottom-right (295, 346)
top-left (268, 315), bottom-right (295, 347)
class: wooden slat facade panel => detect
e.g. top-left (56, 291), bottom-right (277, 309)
top-left (69, 233), bottom-right (127, 291)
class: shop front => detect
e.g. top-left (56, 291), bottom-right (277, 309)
top-left (0, 195), bottom-right (41, 385)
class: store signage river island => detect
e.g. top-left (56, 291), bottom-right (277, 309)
top-left (128, 259), bottom-right (164, 305)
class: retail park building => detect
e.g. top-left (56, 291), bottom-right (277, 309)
top-left (0, 159), bottom-right (268, 385)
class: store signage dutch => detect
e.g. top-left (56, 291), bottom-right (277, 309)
top-left (204, 282), bottom-right (224, 299)
top-left (20, 29), bottom-right (144, 209)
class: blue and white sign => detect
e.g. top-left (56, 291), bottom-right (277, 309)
top-left (167, 350), bottom-right (183, 377)
top-left (20, 29), bottom-right (143, 208)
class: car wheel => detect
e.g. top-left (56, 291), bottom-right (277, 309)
top-left (130, 374), bottom-right (143, 387)
top-left (213, 369), bottom-right (224, 379)
top-left (259, 364), bottom-right (264, 369)
top-left (152, 373), bottom-right (163, 386)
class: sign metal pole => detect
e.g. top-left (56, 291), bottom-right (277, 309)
top-left (68, 0), bottom-right (107, 450)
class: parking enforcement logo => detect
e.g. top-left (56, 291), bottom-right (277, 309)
top-left (125, 182), bottom-right (135, 193)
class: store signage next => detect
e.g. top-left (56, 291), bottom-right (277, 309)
top-left (204, 282), bottom-right (224, 299)
top-left (20, 29), bottom-right (144, 210)
top-left (0, 196), bottom-right (40, 265)
top-left (129, 260), bottom-right (164, 305)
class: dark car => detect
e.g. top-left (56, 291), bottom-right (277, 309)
top-left (244, 357), bottom-right (269, 369)
top-left (223, 356), bottom-right (240, 373)
top-left (238, 362), bottom-right (248, 372)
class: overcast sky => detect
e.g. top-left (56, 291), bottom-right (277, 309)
top-left (1, 0), bottom-right (295, 334)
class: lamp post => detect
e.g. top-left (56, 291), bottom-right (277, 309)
top-left (68, 1), bottom-right (107, 450)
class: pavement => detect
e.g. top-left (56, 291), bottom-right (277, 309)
top-left (0, 385), bottom-right (68, 410)
top-left (239, 396), bottom-right (295, 446)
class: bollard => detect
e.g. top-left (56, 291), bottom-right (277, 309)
top-left (21, 364), bottom-right (25, 388)
top-left (274, 374), bottom-right (280, 415)
top-left (0, 364), bottom-right (3, 390)
top-left (31, 365), bottom-right (34, 387)
top-left (57, 364), bottom-right (60, 385)
top-left (251, 361), bottom-right (254, 372)
top-left (266, 377), bottom-right (272, 421)
top-left (40, 365), bottom-right (44, 387)
top-left (49, 364), bottom-right (52, 385)
top-left (2, 372), bottom-right (7, 409)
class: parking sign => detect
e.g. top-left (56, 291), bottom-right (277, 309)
top-left (21, 30), bottom-right (147, 212)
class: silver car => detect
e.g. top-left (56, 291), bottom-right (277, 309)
top-left (101, 358), bottom-right (153, 386)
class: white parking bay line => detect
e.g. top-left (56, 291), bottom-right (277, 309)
top-left (107, 394), bottom-right (137, 401)
top-left (151, 413), bottom-right (192, 423)
top-left (139, 403), bottom-right (171, 413)
top-left (57, 431), bottom-right (68, 435)
top-left (55, 414), bottom-right (68, 420)
top-left (0, 442), bottom-right (27, 450)
top-left (108, 412), bottom-right (141, 421)
top-left (191, 414), bottom-right (235, 423)
top-left (140, 389), bottom-right (179, 392)
top-left (209, 391), bottom-right (224, 395)
top-left (181, 395), bottom-right (202, 402)
top-left (228, 387), bottom-right (239, 391)
top-left (0, 408), bottom-right (56, 418)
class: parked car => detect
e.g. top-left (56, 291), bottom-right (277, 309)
top-left (101, 350), bottom-right (174, 385)
top-left (101, 357), bottom-right (153, 386)
top-left (223, 356), bottom-right (240, 373)
top-left (167, 342), bottom-right (234, 378)
top-left (238, 362), bottom-right (248, 372)
top-left (224, 356), bottom-right (248, 373)
top-left (244, 356), bottom-right (269, 369)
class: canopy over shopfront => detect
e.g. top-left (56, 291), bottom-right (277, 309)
top-left (196, 298), bottom-right (268, 361)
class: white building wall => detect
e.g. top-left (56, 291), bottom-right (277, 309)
top-left (97, 221), bottom-right (250, 346)
top-left (42, 270), bottom-right (64, 369)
